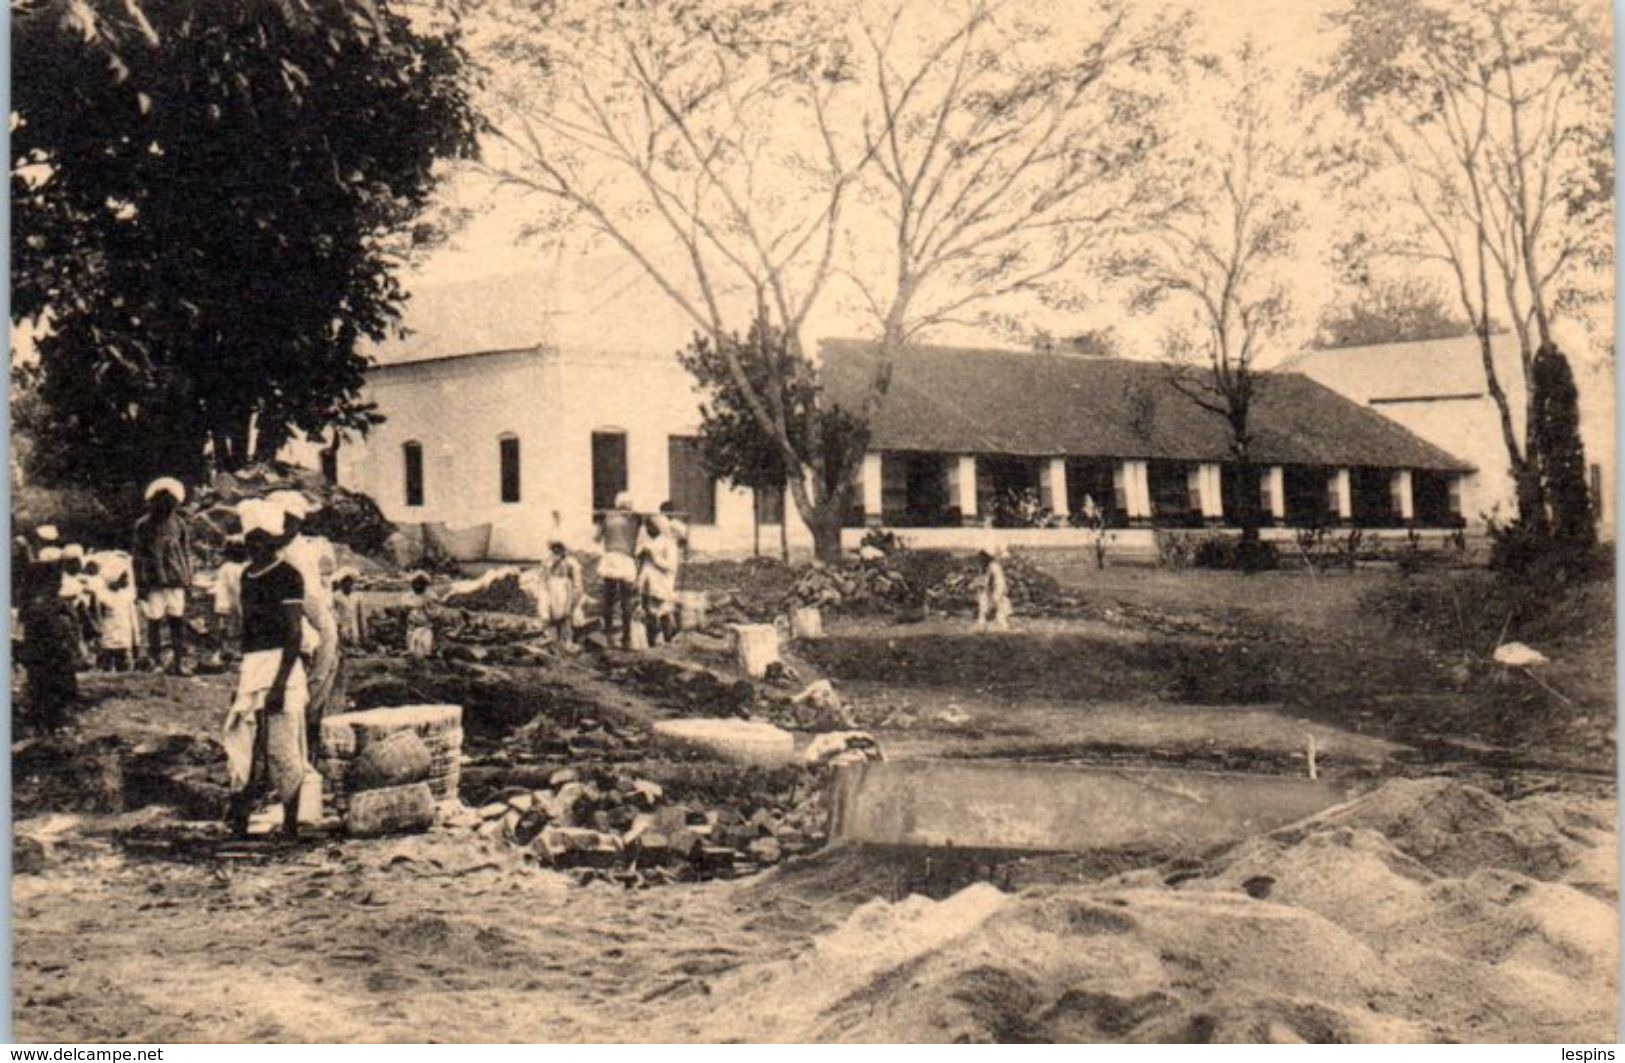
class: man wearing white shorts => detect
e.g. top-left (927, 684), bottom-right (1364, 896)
top-left (133, 477), bottom-right (194, 675)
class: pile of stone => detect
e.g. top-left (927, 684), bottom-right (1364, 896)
top-left (470, 765), bottom-right (827, 885)
top-left (923, 556), bottom-right (1080, 616)
top-left (788, 560), bottom-right (915, 611)
top-left (319, 705), bottom-right (464, 834)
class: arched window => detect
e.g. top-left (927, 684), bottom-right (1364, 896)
top-left (403, 441), bottom-right (424, 507)
top-left (499, 433), bottom-right (521, 504)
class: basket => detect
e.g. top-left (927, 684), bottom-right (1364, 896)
top-left (320, 704), bottom-right (463, 812)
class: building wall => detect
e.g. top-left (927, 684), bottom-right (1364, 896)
top-left (292, 346), bottom-right (812, 561)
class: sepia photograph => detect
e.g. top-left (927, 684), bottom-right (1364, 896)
top-left (7, 0), bottom-right (1619, 1045)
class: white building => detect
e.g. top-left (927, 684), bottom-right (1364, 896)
top-left (1287, 334), bottom-right (1615, 538)
top-left (298, 272), bottom-right (1487, 561)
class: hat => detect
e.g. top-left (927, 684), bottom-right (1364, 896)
top-left (612, 491), bottom-right (634, 510)
top-left (61, 543), bottom-right (85, 561)
top-left (35, 525), bottom-right (59, 543)
top-left (408, 569), bottom-right (430, 583)
top-left (237, 498), bottom-right (286, 538)
top-left (333, 566), bottom-right (359, 584)
top-left (266, 490), bottom-right (311, 521)
top-left (38, 546), bottom-right (62, 563)
top-left (144, 477), bottom-right (185, 504)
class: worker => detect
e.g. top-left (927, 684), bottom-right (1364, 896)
top-left (223, 499), bottom-right (309, 839)
top-left (332, 567), bottom-right (364, 649)
top-left (132, 477), bottom-right (194, 676)
top-left (973, 545), bottom-right (1012, 632)
top-left (91, 553), bottom-right (142, 672)
top-left (594, 491), bottom-right (640, 649)
top-left (637, 512), bottom-right (680, 646)
top-left (541, 539), bottom-right (585, 653)
top-left (658, 500), bottom-right (690, 560)
top-left (268, 491), bottom-right (339, 759)
top-left (205, 535), bottom-right (247, 669)
top-left (17, 546), bottom-right (78, 731)
top-left (403, 570), bottom-right (435, 658)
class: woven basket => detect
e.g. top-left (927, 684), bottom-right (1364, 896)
top-left (320, 705), bottom-right (464, 812)
top-left (345, 781), bottom-right (434, 837)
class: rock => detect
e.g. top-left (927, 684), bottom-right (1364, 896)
top-left (14, 835), bottom-right (47, 875)
top-left (1493, 641), bottom-right (1550, 667)
top-left (629, 779), bottom-right (663, 807)
top-left (747, 837), bottom-right (783, 865)
top-left (477, 802), bottom-right (509, 821)
top-left (345, 782), bottom-right (435, 837)
top-left (549, 767), bottom-right (580, 787)
top-left (652, 718), bottom-right (796, 768)
top-left (803, 731), bottom-right (883, 767)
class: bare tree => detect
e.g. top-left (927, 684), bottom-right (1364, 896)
top-left (1110, 42), bottom-right (1303, 543)
top-left (474, 0), bottom-right (1187, 558)
top-left (1319, 0), bottom-right (1613, 524)
top-left (844, 0), bottom-right (1189, 349)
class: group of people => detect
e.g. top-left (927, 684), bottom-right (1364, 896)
top-left (577, 493), bottom-right (686, 651)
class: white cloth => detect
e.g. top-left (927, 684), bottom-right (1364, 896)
top-left (213, 561), bottom-right (245, 616)
top-left (144, 477), bottom-right (185, 504)
top-left (96, 584), bottom-right (142, 652)
top-left (222, 650), bottom-right (309, 802)
top-left (637, 535), bottom-right (679, 603)
top-left (142, 587), bottom-right (186, 619)
top-left (282, 535), bottom-right (335, 611)
top-left (237, 499), bottom-right (284, 537)
top-left (599, 551), bottom-right (636, 583)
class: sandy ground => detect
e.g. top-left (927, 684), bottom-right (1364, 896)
top-left (13, 564), bottom-right (1618, 1042)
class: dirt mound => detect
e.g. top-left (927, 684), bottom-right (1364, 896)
top-left (1270, 778), bottom-right (1583, 880)
top-left (691, 779), bottom-right (1615, 1043)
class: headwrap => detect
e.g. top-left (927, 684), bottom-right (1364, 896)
top-left (38, 546), bottom-right (62, 563)
top-left (612, 491), bottom-right (634, 510)
top-left (35, 525), bottom-right (59, 543)
top-left (237, 498), bottom-right (286, 538)
top-left (61, 543), bottom-right (85, 561)
top-left (144, 477), bottom-right (185, 504)
top-left (266, 490), bottom-right (311, 521)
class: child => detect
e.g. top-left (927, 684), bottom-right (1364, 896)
top-left (59, 544), bottom-right (97, 667)
top-left (93, 555), bottom-right (142, 672)
top-left (974, 547), bottom-right (1012, 632)
top-left (541, 540), bottom-right (585, 652)
top-left (206, 536), bottom-right (247, 669)
top-left (133, 477), bottom-right (194, 676)
top-left (403, 570), bottom-right (435, 658)
top-left (333, 568), bottom-right (364, 649)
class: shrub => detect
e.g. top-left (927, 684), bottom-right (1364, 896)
top-left (1192, 535), bottom-right (1280, 571)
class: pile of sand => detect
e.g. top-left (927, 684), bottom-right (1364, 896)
top-left (688, 779), bottom-right (1616, 1043)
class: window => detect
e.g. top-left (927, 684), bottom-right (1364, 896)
top-left (499, 434), bottom-right (521, 504)
top-left (591, 431), bottom-right (628, 512)
top-left (320, 446), bottom-right (338, 486)
top-left (667, 436), bottom-right (717, 525)
top-left (403, 441), bottom-right (424, 507)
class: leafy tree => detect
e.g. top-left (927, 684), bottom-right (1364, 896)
top-left (1318, 0), bottom-right (1613, 525)
top-left (1316, 276), bottom-right (1475, 349)
top-left (1109, 43), bottom-right (1303, 547)
top-left (1529, 342), bottom-right (1593, 549)
top-left (12, 0), bottom-right (480, 491)
top-left (473, 0), bottom-right (1183, 560)
top-left (677, 320), bottom-right (866, 561)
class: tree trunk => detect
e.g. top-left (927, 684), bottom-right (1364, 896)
top-left (752, 490), bottom-right (761, 558)
top-left (808, 506), bottom-right (843, 563)
top-left (779, 503), bottom-right (790, 562)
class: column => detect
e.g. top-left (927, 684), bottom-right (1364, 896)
top-left (1043, 458), bottom-right (1070, 519)
top-left (1262, 466), bottom-right (1286, 521)
top-left (947, 454), bottom-right (978, 524)
top-left (1390, 470), bottom-right (1414, 524)
top-left (1120, 460), bottom-right (1152, 521)
top-left (1197, 463), bottom-right (1224, 521)
top-left (861, 451), bottom-right (884, 526)
top-left (1330, 467), bottom-right (1352, 523)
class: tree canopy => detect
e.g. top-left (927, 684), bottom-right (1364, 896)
top-left (12, 0), bottom-right (481, 490)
